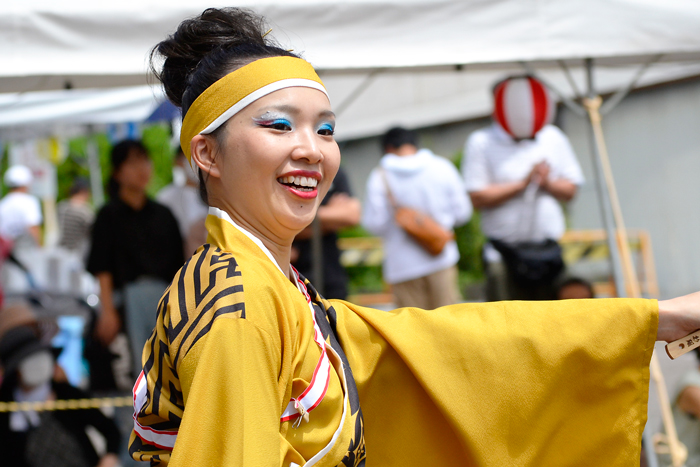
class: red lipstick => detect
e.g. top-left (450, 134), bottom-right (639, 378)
top-left (277, 170), bottom-right (322, 200)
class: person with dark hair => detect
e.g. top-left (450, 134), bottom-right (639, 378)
top-left (129, 7), bottom-right (700, 467)
top-left (57, 177), bottom-right (94, 255)
top-left (0, 325), bottom-right (121, 467)
top-left (86, 139), bottom-right (184, 384)
top-left (557, 277), bottom-right (595, 300)
top-left (363, 126), bottom-right (472, 308)
top-left (380, 126), bottom-right (418, 150)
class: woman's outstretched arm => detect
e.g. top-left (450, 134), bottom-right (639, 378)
top-left (658, 291), bottom-right (700, 342)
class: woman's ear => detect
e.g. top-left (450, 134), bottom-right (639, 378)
top-left (190, 135), bottom-right (221, 179)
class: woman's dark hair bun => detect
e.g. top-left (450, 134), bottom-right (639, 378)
top-left (151, 8), bottom-right (298, 114)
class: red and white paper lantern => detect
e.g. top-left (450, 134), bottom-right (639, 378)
top-left (493, 76), bottom-right (555, 140)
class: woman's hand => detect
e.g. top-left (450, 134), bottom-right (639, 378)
top-left (94, 272), bottom-right (120, 345)
top-left (96, 453), bottom-right (120, 467)
top-left (95, 305), bottom-right (121, 346)
top-left (657, 291), bottom-right (700, 342)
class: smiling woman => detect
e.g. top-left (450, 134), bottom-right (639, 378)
top-left (190, 85), bottom-right (340, 249)
top-left (129, 7), bottom-right (700, 467)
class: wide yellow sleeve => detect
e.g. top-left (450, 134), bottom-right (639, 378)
top-left (169, 316), bottom-right (283, 467)
top-left (328, 298), bottom-right (658, 467)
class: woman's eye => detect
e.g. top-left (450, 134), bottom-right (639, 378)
top-left (259, 119), bottom-right (292, 131)
top-left (317, 123), bottom-right (335, 136)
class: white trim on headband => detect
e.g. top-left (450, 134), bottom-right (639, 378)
top-left (199, 79), bottom-right (329, 136)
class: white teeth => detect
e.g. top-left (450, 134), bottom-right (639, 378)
top-left (278, 175), bottom-right (318, 188)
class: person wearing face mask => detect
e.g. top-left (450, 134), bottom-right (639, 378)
top-left (0, 325), bottom-right (120, 467)
top-left (462, 76), bottom-right (584, 301)
top-left (156, 148), bottom-right (209, 257)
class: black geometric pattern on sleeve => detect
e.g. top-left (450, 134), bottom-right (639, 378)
top-left (129, 243), bottom-right (247, 464)
top-left (168, 244), bottom-right (246, 367)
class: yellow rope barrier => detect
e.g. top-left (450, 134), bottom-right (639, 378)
top-left (0, 397), bottom-right (132, 413)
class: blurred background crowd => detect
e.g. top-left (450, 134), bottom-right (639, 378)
top-left (2, 1), bottom-right (700, 466)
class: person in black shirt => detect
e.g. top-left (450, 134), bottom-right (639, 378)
top-left (86, 140), bottom-right (184, 381)
top-left (292, 167), bottom-right (360, 299)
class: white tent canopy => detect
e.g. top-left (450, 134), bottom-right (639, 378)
top-left (2, 0), bottom-right (700, 139)
top-left (4, 0), bottom-right (700, 80)
top-left (3, 0), bottom-right (700, 139)
top-left (0, 85), bottom-right (166, 139)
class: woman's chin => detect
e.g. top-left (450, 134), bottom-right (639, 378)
top-left (281, 214), bottom-right (317, 236)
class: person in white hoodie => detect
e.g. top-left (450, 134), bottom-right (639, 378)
top-left (363, 127), bottom-right (472, 308)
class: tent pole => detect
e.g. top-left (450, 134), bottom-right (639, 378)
top-left (557, 60), bottom-right (583, 100)
top-left (583, 94), bottom-right (639, 297)
top-left (583, 58), bottom-right (626, 297)
top-left (519, 62), bottom-right (585, 116)
top-left (333, 69), bottom-right (383, 117)
top-left (650, 350), bottom-right (688, 467)
top-left (583, 58), bottom-right (686, 467)
top-left (600, 54), bottom-right (662, 116)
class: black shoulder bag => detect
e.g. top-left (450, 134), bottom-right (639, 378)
top-left (489, 181), bottom-right (564, 286)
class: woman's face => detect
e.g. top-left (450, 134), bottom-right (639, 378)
top-left (212, 86), bottom-right (340, 238)
top-left (114, 149), bottom-right (152, 193)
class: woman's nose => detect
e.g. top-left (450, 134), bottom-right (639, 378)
top-left (291, 128), bottom-right (323, 164)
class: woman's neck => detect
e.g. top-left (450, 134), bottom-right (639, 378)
top-left (119, 186), bottom-right (147, 210)
top-left (214, 203), bottom-right (295, 280)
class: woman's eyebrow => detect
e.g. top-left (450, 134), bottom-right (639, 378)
top-left (319, 110), bottom-right (336, 120)
top-left (258, 105), bottom-right (297, 115)
top-left (256, 106), bottom-right (335, 120)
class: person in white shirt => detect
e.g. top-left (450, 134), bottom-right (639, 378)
top-left (463, 91), bottom-right (584, 301)
top-left (0, 165), bottom-right (42, 247)
top-left (363, 127), bottom-right (472, 308)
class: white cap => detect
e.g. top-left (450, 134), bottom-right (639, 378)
top-left (4, 165), bottom-right (33, 188)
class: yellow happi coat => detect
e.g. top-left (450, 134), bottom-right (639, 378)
top-left (130, 207), bottom-right (657, 466)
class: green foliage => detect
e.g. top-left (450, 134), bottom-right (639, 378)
top-left (0, 144), bottom-right (9, 197)
top-left (142, 124), bottom-right (175, 197)
top-left (346, 264), bottom-right (385, 295)
top-left (53, 125), bottom-right (174, 204)
top-left (452, 149), bottom-right (486, 286)
top-left (337, 225), bottom-right (385, 294)
top-left (454, 214), bottom-right (485, 282)
top-left (337, 224), bottom-right (371, 239)
top-left (56, 134), bottom-right (111, 202)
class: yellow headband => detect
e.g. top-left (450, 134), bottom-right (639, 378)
top-left (180, 56), bottom-right (327, 161)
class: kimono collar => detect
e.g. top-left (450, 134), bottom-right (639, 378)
top-left (205, 206), bottom-right (286, 277)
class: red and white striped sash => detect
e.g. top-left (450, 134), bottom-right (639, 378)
top-left (132, 371), bottom-right (178, 450)
top-left (280, 267), bottom-right (331, 426)
top-left (131, 268), bottom-right (332, 450)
